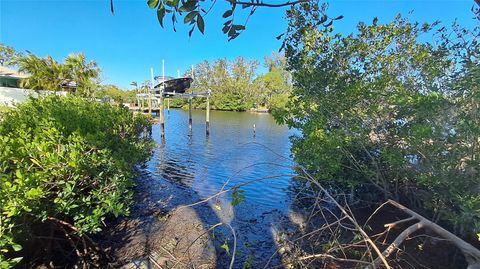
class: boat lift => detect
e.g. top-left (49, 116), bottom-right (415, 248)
top-left (135, 62), bottom-right (212, 138)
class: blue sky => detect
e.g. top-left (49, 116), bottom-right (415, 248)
top-left (0, 0), bottom-right (478, 89)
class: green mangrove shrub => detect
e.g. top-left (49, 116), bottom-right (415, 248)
top-left (280, 3), bottom-right (480, 237)
top-left (0, 96), bottom-right (153, 267)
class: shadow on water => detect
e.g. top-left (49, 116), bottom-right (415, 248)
top-left (99, 109), bottom-right (306, 268)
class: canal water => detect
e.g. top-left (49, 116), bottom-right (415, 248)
top-left (144, 109), bottom-right (300, 268)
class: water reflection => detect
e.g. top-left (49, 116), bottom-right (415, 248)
top-left (155, 158), bottom-right (196, 187)
top-left (146, 109), bottom-right (298, 267)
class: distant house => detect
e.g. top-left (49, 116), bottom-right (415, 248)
top-left (0, 66), bottom-right (67, 107)
top-left (0, 66), bottom-right (28, 88)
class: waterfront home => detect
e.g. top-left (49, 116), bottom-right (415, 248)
top-left (0, 66), bottom-right (67, 106)
top-left (0, 65), bottom-right (28, 88)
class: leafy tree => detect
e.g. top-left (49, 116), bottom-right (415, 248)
top-left (15, 54), bottom-right (70, 91)
top-left (255, 52), bottom-right (292, 111)
top-left (279, 2), bottom-right (480, 236)
top-left (65, 53), bottom-right (100, 97)
top-left (0, 44), bottom-right (22, 66)
top-left (96, 84), bottom-right (137, 103)
top-left (111, 0), bottom-right (480, 40)
top-left (108, 0), bottom-right (346, 40)
top-left (14, 52), bottom-right (100, 97)
top-left (187, 57), bottom-right (258, 111)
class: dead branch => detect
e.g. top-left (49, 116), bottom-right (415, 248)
top-left (47, 217), bottom-right (100, 252)
top-left (367, 200), bottom-right (480, 269)
top-left (297, 169), bottom-right (392, 269)
top-left (299, 253), bottom-right (372, 265)
top-left (384, 216), bottom-right (415, 230)
top-left (386, 199), bottom-right (480, 268)
top-left (369, 221), bottom-right (424, 269)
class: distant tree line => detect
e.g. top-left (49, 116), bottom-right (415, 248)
top-left (171, 52), bottom-right (292, 113)
top-left (1, 44), bottom-right (291, 112)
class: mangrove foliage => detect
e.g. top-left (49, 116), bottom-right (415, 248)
top-left (0, 96), bottom-right (153, 268)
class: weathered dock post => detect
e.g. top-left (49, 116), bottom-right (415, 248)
top-left (160, 62), bottom-right (166, 139)
top-left (148, 92), bottom-right (152, 115)
top-left (167, 98), bottom-right (170, 115)
top-left (253, 123), bottom-right (256, 138)
top-left (159, 97), bottom-right (165, 139)
top-left (206, 90), bottom-right (211, 136)
top-left (188, 97), bottom-right (193, 132)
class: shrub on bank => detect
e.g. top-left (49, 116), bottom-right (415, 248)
top-left (0, 96), bottom-right (153, 267)
top-left (281, 7), bottom-right (480, 238)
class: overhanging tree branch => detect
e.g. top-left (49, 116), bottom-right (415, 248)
top-left (226, 0), bottom-right (309, 8)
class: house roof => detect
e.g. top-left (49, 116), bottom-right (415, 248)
top-left (0, 66), bottom-right (29, 79)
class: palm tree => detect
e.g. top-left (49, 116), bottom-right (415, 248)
top-left (65, 53), bottom-right (100, 97)
top-left (14, 53), bottom-right (100, 97)
top-left (15, 54), bottom-right (67, 91)
top-left (130, 81), bottom-right (139, 106)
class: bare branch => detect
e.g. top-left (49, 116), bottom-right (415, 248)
top-left (386, 199), bottom-right (480, 266)
top-left (299, 253), bottom-right (372, 265)
top-left (226, 0), bottom-right (309, 8)
top-left (384, 216), bottom-right (415, 230)
top-left (368, 221), bottom-right (424, 269)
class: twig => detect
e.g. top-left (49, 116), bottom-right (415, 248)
top-left (296, 168), bottom-right (392, 269)
top-left (299, 253), bottom-right (372, 265)
top-left (177, 173), bottom-right (296, 210)
top-left (226, 0), bottom-right (309, 8)
top-left (384, 216), bottom-right (415, 230)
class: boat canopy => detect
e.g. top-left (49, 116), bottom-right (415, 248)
top-left (154, 77), bottom-right (193, 96)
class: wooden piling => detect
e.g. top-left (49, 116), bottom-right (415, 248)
top-left (159, 96), bottom-right (165, 139)
top-left (188, 98), bottom-right (193, 132)
top-left (148, 93), bottom-right (152, 115)
top-left (206, 95), bottom-right (210, 136)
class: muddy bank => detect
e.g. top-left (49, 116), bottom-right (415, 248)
top-left (96, 170), bottom-right (473, 269)
top-left (96, 169), bottom-right (300, 268)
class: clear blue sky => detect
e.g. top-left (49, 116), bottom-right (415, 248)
top-left (0, 0), bottom-right (478, 89)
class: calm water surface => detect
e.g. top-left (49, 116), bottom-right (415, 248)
top-left (144, 109), bottom-right (299, 267)
top-left (148, 109), bottom-right (296, 211)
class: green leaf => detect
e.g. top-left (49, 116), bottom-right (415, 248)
top-left (222, 25), bottom-right (230, 34)
top-left (12, 244), bottom-right (22, 252)
top-left (9, 257), bottom-right (23, 266)
top-left (197, 15), bottom-right (205, 34)
top-left (165, 0), bottom-right (179, 8)
top-left (157, 5), bottom-right (166, 27)
top-left (15, 170), bottom-right (23, 179)
top-left (184, 11), bottom-right (198, 24)
top-left (222, 10), bottom-right (233, 18)
top-left (221, 241), bottom-right (230, 254)
top-left (179, 0), bottom-right (196, 12)
top-left (30, 158), bottom-right (42, 168)
top-left (232, 24), bottom-right (245, 31)
top-left (231, 189), bottom-right (245, 207)
top-left (319, 15), bottom-right (327, 24)
top-left (147, 0), bottom-right (159, 9)
top-left (188, 26), bottom-right (195, 37)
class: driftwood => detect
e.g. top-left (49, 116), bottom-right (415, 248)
top-left (367, 199), bottom-right (480, 269)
